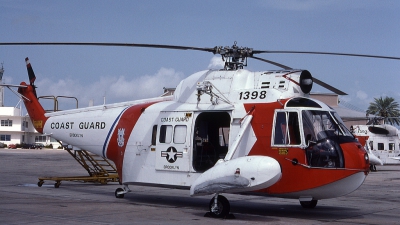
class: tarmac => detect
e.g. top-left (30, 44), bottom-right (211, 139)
top-left (1, 148), bottom-right (400, 225)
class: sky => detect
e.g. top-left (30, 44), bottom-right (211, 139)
top-left (1, 0), bottom-right (400, 112)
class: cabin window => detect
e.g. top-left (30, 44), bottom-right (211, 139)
top-left (151, 125), bottom-right (157, 145)
top-left (159, 125), bottom-right (173, 143)
top-left (174, 125), bottom-right (187, 144)
top-left (273, 111), bottom-right (301, 145)
top-left (378, 143), bottom-right (384, 150)
top-left (389, 143), bottom-right (395, 150)
top-left (219, 127), bottom-right (229, 147)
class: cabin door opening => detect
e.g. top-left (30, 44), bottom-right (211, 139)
top-left (192, 111), bottom-right (231, 172)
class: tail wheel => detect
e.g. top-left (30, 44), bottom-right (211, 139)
top-left (300, 199), bottom-right (318, 208)
top-left (209, 195), bottom-right (230, 218)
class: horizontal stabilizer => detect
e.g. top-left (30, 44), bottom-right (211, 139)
top-left (0, 84), bottom-right (28, 88)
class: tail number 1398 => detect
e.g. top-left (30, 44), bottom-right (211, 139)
top-left (239, 91), bottom-right (267, 100)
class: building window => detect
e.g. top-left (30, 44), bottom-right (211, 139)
top-left (1, 119), bottom-right (13, 127)
top-left (0, 134), bottom-right (11, 141)
top-left (35, 136), bottom-right (47, 142)
top-left (378, 143), bottom-right (384, 150)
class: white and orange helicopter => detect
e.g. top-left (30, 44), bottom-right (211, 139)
top-left (3, 42), bottom-right (398, 217)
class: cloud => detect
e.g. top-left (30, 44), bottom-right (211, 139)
top-left (208, 56), bottom-right (224, 70)
top-left (356, 90), bottom-right (368, 100)
top-left (109, 67), bottom-right (184, 100)
top-left (259, 0), bottom-right (355, 11)
top-left (34, 67), bottom-right (184, 109)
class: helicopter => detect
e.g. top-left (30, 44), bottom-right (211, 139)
top-left (352, 123), bottom-right (400, 171)
top-left (3, 41), bottom-right (399, 218)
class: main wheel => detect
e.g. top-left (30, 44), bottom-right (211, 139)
top-left (300, 199), bottom-right (318, 208)
top-left (115, 187), bottom-right (125, 198)
top-left (209, 195), bottom-right (230, 218)
top-left (54, 182), bottom-right (61, 188)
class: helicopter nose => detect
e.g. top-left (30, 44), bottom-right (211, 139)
top-left (341, 142), bottom-right (370, 174)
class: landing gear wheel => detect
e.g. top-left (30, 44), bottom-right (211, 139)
top-left (37, 180), bottom-right (44, 187)
top-left (300, 199), bottom-right (318, 208)
top-left (370, 164), bottom-right (377, 172)
top-left (209, 195), bottom-right (230, 218)
top-left (115, 188), bottom-right (125, 198)
top-left (54, 182), bottom-right (61, 188)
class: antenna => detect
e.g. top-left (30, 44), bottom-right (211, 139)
top-left (0, 62), bottom-right (4, 80)
top-left (0, 63), bottom-right (4, 107)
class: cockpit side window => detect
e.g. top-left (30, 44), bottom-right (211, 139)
top-left (273, 111), bottom-right (301, 146)
top-left (274, 112), bottom-right (288, 145)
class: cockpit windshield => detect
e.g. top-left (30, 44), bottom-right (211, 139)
top-left (302, 110), bottom-right (352, 143)
top-left (301, 110), bottom-right (353, 168)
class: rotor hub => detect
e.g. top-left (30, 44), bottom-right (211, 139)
top-left (213, 42), bottom-right (253, 70)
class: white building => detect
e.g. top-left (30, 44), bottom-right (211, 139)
top-left (0, 106), bottom-right (60, 148)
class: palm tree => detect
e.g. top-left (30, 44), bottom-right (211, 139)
top-left (366, 96), bottom-right (400, 125)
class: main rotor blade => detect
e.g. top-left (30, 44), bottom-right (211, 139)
top-left (313, 77), bottom-right (347, 95)
top-left (253, 50), bottom-right (400, 61)
top-left (252, 56), bottom-right (347, 95)
top-left (250, 56), bottom-right (293, 70)
top-left (3, 42), bottom-right (400, 60)
top-left (0, 42), bottom-right (215, 53)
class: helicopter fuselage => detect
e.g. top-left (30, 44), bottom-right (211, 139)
top-left (21, 69), bottom-right (369, 201)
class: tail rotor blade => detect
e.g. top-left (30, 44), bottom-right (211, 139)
top-left (25, 57), bottom-right (36, 85)
top-left (25, 57), bottom-right (37, 98)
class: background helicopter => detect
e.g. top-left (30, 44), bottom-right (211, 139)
top-left (3, 41), bottom-right (400, 217)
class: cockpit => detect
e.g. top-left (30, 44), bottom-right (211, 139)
top-left (272, 97), bottom-right (355, 168)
